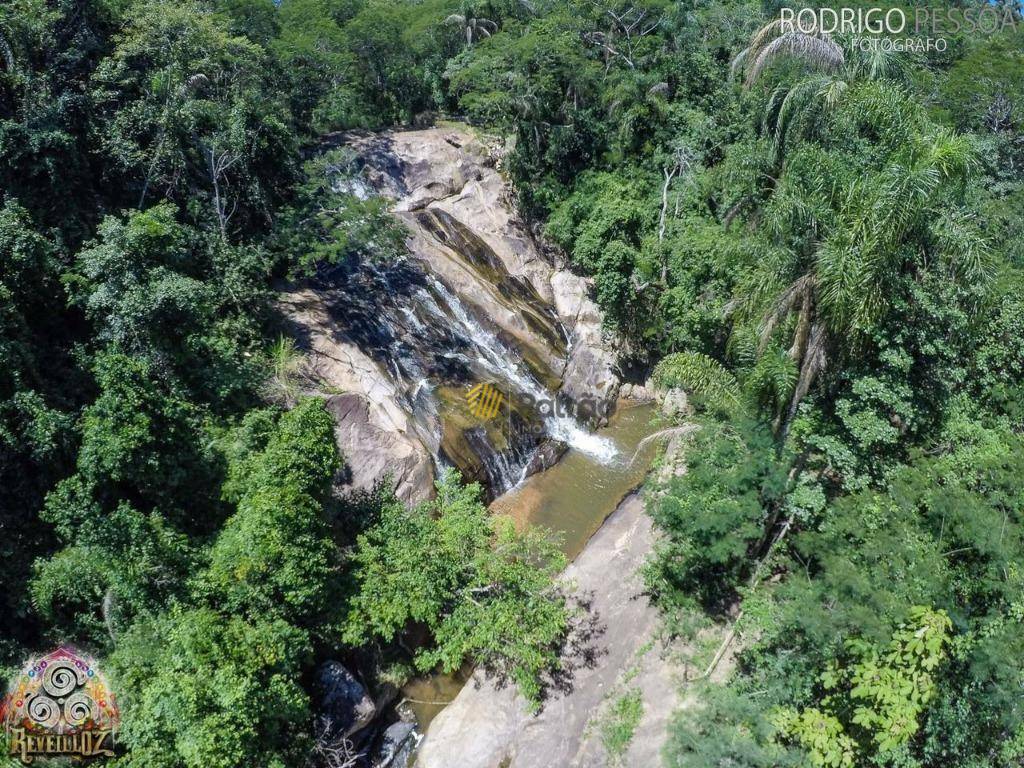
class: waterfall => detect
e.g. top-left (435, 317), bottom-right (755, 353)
top-left (427, 277), bottom-right (617, 467)
top-left (309, 137), bottom-right (624, 498)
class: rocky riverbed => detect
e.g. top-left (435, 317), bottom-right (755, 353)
top-left (281, 125), bottom-right (621, 502)
top-left (416, 491), bottom-right (682, 768)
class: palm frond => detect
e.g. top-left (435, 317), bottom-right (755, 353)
top-left (759, 272), bottom-right (814, 351)
top-left (930, 210), bottom-right (995, 287)
top-left (764, 76), bottom-right (841, 151)
top-left (850, 42), bottom-right (912, 81)
top-left (814, 233), bottom-right (867, 333)
top-left (735, 20), bottom-right (844, 86)
top-left (747, 346), bottom-right (798, 413)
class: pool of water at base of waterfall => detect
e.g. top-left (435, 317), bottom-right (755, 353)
top-left (399, 401), bottom-right (663, 734)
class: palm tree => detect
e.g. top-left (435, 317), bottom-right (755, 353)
top-left (721, 20), bottom-right (989, 437)
top-left (736, 19), bottom-right (913, 155)
top-left (731, 17), bottom-right (844, 87)
top-left (445, 10), bottom-right (498, 45)
top-left (740, 129), bottom-right (985, 437)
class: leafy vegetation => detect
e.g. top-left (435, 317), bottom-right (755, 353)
top-left (0, 1), bottom-right (574, 764)
top-left (3, 0), bottom-right (1024, 765)
top-left (344, 470), bottom-right (569, 707)
top-left (598, 687), bottom-right (644, 765)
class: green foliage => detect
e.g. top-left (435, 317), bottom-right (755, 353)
top-left (204, 399), bottom-right (341, 628)
top-left (91, 0), bottom-right (296, 227)
top-left (4, 0), bottom-right (1024, 765)
top-left (0, 199), bottom-right (75, 655)
top-left (645, 420), bottom-right (788, 615)
top-left (598, 687), bottom-right (643, 765)
top-left (775, 608), bottom-right (953, 765)
top-left (102, 401), bottom-right (338, 768)
top-left (72, 203), bottom-right (270, 404)
top-left (545, 170), bottom-right (664, 336)
top-left (275, 148), bottom-right (408, 274)
top-left (275, 0), bottom-right (455, 132)
top-left (344, 469), bottom-right (569, 706)
top-left (111, 608), bottom-right (313, 768)
top-left (652, 352), bottom-right (742, 415)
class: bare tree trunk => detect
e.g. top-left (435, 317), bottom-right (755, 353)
top-left (780, 321), bottom-right (827, 442)
top-left (207, 144), bottom-right (239, 241)
top-left (0, 31), bottom-right (15, 72)
top-left (696, 456), bottom-right (806, 680)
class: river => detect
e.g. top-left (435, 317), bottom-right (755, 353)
top-left (400, 401), bottom-right (662, 728)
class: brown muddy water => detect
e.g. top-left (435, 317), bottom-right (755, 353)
top-left (400, 401), bottom-right (663, 729)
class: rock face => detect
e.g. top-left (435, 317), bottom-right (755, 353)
top-left (347, 128), bottom-right (620, 413)
top-left (415, 493), bottom-right (687, 768)
top-left (282, 126), bottom-right (621, 500)
top-left (619, 382), bottom-right (657, 402)
top-left (314, 662), bottom-right (377, 742)
top-left (278, 288), bottom-right (435, 505)
top-left (371, 721), bottom-right (418, 768)
top-left (324, 393), bottom-right (435, 505)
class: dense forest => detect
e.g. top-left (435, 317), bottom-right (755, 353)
top-left (1, 0), bottom-right (1023, 765)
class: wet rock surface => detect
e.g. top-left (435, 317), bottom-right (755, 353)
top-left (278, 287), bottom-right (435, 504)
top-left (314, 661), bottom-right (377, 742)
top-left (284, 126), bottom-right (622, 499)
top-left (371, 721), bottom-right (418, 768)
top-left (349, 128), bottom-right (620, 415)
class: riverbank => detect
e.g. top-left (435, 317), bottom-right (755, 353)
top-left (400, 401), bottom-right (662, 729)
top-left (415, 488), bottom-right (684, 768)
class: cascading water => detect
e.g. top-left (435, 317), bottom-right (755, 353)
top-left (308, 133), bottom-right (621, 498)
top-left (313, 251), bottom-right (617, 495)
top-left (427, 277), bottom-right (617, 468)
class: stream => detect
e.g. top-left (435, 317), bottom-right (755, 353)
top-left (289, 127), bottom-right (665, 762)
top-left (400, 401), bottom-right (662, 729)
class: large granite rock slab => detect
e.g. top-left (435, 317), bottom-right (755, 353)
top-left (348, 127), bottom-right (620, 422)
top-left (415, 493), bottom-right (685, 768)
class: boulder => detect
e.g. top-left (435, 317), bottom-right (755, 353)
top-left (350, 128), bottom-right (621, 423)
top-left (314, 661), bottom-right (377, 742)
top-left (619, 382), bottom-right (656, 402)
top-left (522, 440), bottom-right (569, 477)
top-left (326, 394), bottom-right (435, 504)
top-left (278, 288), bottom-right (435, 505)
top-left (372, 721), bottom-right (418, 768)
top-left (661, 388), bottom-right (691, 419)
top-left (549, 270), bottom-right (620, 423)
top-left (281, 125), bottom-right (623, 501)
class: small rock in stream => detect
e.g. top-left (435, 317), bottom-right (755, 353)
top-left (372, 721), bottom-right (418, 768)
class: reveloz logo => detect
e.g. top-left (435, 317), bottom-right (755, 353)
top-left (1, 647), bottom-right (119, 765)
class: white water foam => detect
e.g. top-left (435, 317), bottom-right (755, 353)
top-left (425, 278), bottom-right (618, 464)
